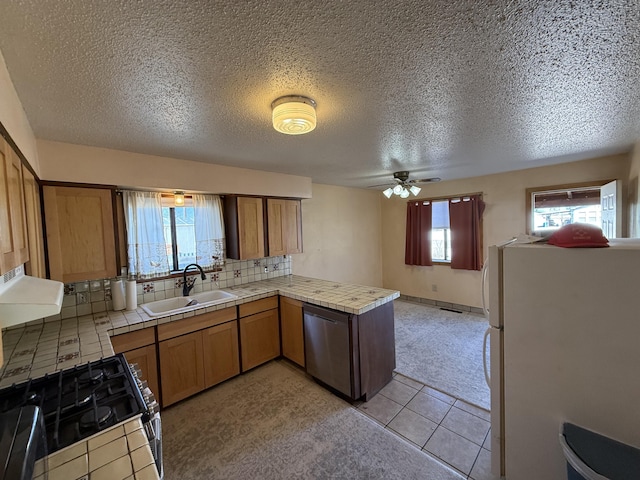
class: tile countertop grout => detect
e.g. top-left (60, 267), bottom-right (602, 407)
top-left (0, 274), bottom-right (399, 383)
top-left (0, 275), bottom-right (398, 480)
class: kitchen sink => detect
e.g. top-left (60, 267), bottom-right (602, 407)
top-left (190, 290), bottom-right (237, 304)
top-left (141, 290), bottom-right (238, 317)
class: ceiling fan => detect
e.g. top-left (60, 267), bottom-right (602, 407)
top-left (370, 171), bottom-right (441, 198)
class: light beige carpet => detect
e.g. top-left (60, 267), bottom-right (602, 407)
top-left (393, 300), bottom-right (490, 410)
top-left (162, 360), bottom-right (464, 479)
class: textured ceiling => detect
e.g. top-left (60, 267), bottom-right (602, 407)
top-left (0, 1), bottom-right (639, 188)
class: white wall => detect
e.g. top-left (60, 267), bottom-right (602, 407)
top-left (0, 50), bottom-right (39, 174)
top-left (293, 183), bottom-right (384, 287)
top-left (381, 154), bottom-right (631, 308)
top-left (628, 142), bottom-right (640, 238)
top-left (37, 140), bottom-right (312, 198)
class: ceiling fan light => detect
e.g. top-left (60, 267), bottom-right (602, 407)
top-left (272, 95), bottom-right (317, 135)
top-left (400, 187), bottom-right (410, 198)
top-left (382, 187), bottom-right (394, 198)
top-left (393, 184), bottom-right (403, 195)
top-left (410, 185), bottom-right (421, 196)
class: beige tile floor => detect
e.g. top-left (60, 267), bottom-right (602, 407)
top-left (356, 373), bottom-right (499, 480)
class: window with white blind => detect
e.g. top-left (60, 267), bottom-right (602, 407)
top-left (431, 200), bottom-right (451, 262)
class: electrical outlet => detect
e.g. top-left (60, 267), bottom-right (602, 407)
top-left (76, 292), bottom-right (88, 304)
top-left (431, 284), bottom-right (438, 292)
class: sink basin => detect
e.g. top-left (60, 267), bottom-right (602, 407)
top-left (190, 290), bottom-right (237, 304)
top-left (141, 290), bottom-right (238, 317)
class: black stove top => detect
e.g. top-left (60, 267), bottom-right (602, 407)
top-left (0, 354), bottom-right (147, 455)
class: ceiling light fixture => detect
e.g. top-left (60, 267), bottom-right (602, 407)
top-left (174, 191), bottom-right (185, 206)
top-left (383, 185), bottom-right (422, 199)
top-left (271, 95), bottom-right (317, 135)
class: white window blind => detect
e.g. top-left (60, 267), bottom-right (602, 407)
top-left (432, 200), bottom-right (450, 229)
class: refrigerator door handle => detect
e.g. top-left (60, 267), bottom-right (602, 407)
top-left (481, 261), bottom-right (489, 318)
top-left (483, 326), bottom-right (491, 387)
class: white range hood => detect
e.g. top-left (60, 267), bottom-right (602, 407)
top-left (0, 268), bottom-right (64, 328)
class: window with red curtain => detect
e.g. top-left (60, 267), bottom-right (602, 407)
top-left (405, 194), bottom-right (485, 269)
top-left (405, 201), bottom-right (433, 266)
top-left (449, 195), bottom-right (485, 270)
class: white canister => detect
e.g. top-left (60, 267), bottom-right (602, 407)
top-left (111, 279), bottom-right (126, 311)
top-left (125, 280), bottom-right (138, 311)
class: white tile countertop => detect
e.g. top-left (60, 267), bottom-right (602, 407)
top-left (0, 275), bottom-right (399, 480)
top-left (32, 417), bottom-right (158, 480)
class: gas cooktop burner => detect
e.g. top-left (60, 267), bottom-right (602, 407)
top-left (0, 354), bottom-right (148, 455)
top-left (80, 406), bottom-right (113, 429)
top-left (78, 368), bottom-right (104, 384)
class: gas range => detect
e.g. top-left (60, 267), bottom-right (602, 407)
top-left (0, 354), bottom-right (162, 479)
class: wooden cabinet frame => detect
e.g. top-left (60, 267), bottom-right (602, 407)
top-left (43, 183), bottom-right (118, 282)
top-left (157, 307), bottom-right (239, 406)
top-left (0, 136), bottom-right (29, 274)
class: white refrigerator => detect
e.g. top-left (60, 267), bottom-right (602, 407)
top-left (483, 239), bottom-right (640, 479)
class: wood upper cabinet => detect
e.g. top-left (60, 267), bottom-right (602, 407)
top-left (280, 296), bottom-right (304, 367)
top-left (224, 196), bottom-right (265, 260)
top-left (238, 297), bottom-right (280, 372)
top-left (43, 185), bottom-right (117, 283)
top-left (267, 199), bottom-right (302, 256)
top-left (0, 137), bottom-right (29, 274)
top-left (22, 166), bottom-right (45, 278)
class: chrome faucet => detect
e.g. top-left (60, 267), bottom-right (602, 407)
top-left (182, 264), bottom-right (206, 296)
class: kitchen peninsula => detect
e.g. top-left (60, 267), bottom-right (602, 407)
top-left (0, 275), bottom-right (399, 480)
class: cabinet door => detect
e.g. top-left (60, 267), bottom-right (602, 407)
top-left (237, 197), bottom-right (265, 259)
top-left (203, 320), bottom-right (240, 388)
top-left (267, 199), bottom-right (302, 255)
top-left (239, 308), bottom-right (280, 371)
top-left (280, 297), bottom-right (304, 367)
top-left (122, 344), bottom-right (160, 405)
top-left (159, 331), bottom-right (204, 406)
top-left (43, 186), bottom-right (117, 283)
top-left (22, 166), bottom-right (45, 278)
top-left (0, 138), bottom-right (29, 274)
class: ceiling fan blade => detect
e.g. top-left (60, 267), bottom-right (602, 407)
top-left (367, 182), bottom-right (397, 188)
top-left (408, 177), bottom-right (441, 184)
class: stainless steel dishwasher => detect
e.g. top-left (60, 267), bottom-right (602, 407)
top-left (303, 304), bottom-right (353, 397)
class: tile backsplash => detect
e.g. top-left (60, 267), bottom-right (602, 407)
top-left (19, 255), bottom-right (292, 326)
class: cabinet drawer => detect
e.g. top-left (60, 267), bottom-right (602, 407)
top-left (238, 296), bottom-right (278, 318)
top-left (157, 307), bottom-right (237, 341)
top-left (111, 327), bottom-right (155, 352)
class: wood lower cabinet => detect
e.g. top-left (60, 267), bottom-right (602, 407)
top-left (159, 331), bottom-right (205, 406)
top-left (110, 328), bottom-right (160, 405)
top-left (203, 321), bottom-right (240, 388)
top-left (123, 344), bottom-right (159, 396)
top-left (157, 307), bottom-right (238, 407)
top-left (239, 297), bottom-right (280, 371)
top-left (280, 297), bottom-right (304, 367)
